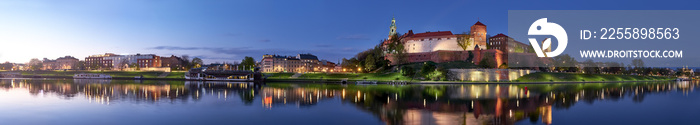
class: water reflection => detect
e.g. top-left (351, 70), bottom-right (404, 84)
top-left (0, 79), bottom-right (697, 125)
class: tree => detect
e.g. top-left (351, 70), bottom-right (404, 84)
top-left (129, 63), bottom-right (139, 70)
top-left (466, 51), bottom-right (474, 63)
top-left (191, 57), bottom-right (203, 68)
top-left (553, 54), bottom-right (578, 72)
top-left (241, 56), bottom-right (256, 71)
top-left (400, 66), bottom-right (415, 77)
top-left (426, 67), bottom-right (448, 81)
top-left (181, 55), bottom-right (192, 70)
top-left (631, 59), bottom-right (645, 68)
top-left (0, 62), bottom-right (12, 70)
top-left (370, 45), bottom-right (389, 70)
top-left (342, 58), bottom-right (360, 72)
top-left (74, 61), bottom-right (86, 70)
top-left (118, 59), bottom-right (129, 70)
top-left (90, 63), bottom-right (102, 70)
top-left (28, 58), bottom-right (43, 70)
top-left (582, 59), bottom-right (599, 74)
top-left (478, 56), bottom-right (495, 68)
top-left (631, 59), bottom-right (645, 75)
top-left (499, 63), bottom-right (508, 69)
top-left (420, 62), bottom-right (437, 78)
top-left (456, 34), bottom-right (473, 51)
top-left (364, 54), bottom-right (376, 72)
top-left (386, 34), bottom-right (407, 65)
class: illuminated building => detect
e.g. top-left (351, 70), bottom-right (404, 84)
top-left (85, 53), bottom-right (168, 70)
top-left (103, 53), bottom-right (161, 69)
top-left (260, 55), bottom-right (303, 73)
top-left (382, 18), bottom-right (497, 65)
top-left (56, 56), bottom-right (80, 70)
top-left (41, 58), bottom-right (57, 70)
top-left (161, 55), bottom-right (186, 70)
top-left (298, 54), bottom-right (319, 72)
top-left (488, 34), bottom-right (531, 54)
top-left (261, 53), bottom-right (330, 73)
top-left (85, 53), bottom-right (117, 69)
top-left (136, 55), bottom-right (161, 68)
top-left (41, 56), bottom-right (79, 70)
top-left (319, 60), bottom-right (337, 72)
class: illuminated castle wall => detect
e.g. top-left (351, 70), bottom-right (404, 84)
top-left (382, 18), bottom-right (497, 65)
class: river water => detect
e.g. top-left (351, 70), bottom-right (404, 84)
top-left (0, 78), bottom-right (698, 125)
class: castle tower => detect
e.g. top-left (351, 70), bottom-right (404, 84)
top-left (470, 21), bottom-right (487, 50)
top-left (388, 17), bottom-right (397, 39)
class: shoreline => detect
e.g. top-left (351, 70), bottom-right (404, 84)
top-left (0, 75), bottom-right (675, 84)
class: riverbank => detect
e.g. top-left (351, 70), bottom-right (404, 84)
top-left (264, 72), bottom-right (674, 84)
top-left (516, 72), bottom-right (674, 82)
top-left (1, 71), bottom-right (676, 84)
top-left (1, 70), bottom-right (186, 78)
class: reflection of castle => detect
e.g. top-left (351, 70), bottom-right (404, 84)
top-left (336, 82), bottom-right (697, 125)
top-left (0, 79), bottom-right (696, 125)
top-left (448, 84), bottom-right (530, 99)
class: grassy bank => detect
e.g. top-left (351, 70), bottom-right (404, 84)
top-left (263, 73), bottom-right (296, 79)
top-left (517, 72), bottom-right (673, 82)
top-left (266, 72), bottom-right (674, 83)
top-left (302, 72), bottom-right (412, 81)
top-left (265, 72), bottom-right (413, 81)
top-left (2, 70), bottom-right (185, 79)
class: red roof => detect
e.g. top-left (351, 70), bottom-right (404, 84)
top-left (491, 33), bottom-right (508, 38)
top-left (474, 21), bottom-right (486, 26)
top-left (411, 31), bottom-right (453, 38)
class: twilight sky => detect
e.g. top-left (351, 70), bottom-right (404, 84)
top-left (0, 0), bottom-right (697, 64)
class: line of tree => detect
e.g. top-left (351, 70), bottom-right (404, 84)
top-left (341, 44), bottom-right (390, 73)
top-left (27, 58), bottom-right (43, 71)
top-left (0, 62), bottom-right (13, 70)
top-left (542, 55), bottom-right (680, 76)
top-left (240, 56), bottom-right (256, 71)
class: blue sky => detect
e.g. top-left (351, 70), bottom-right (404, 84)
top-left (0, 0), bottom-right (698, 64)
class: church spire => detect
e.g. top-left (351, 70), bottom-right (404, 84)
top-left (389, 17), bottom-right (397, 39)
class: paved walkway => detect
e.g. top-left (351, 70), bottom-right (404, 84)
top-left (157, 72), bottom-right (170, 78)
top-left (290, 73), bottom-right (303, 78)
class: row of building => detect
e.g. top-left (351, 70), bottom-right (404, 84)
top-left (41, 56), bottom-right (80, 70)
top-left (16, 52), bottom-right (339, 73)
top-left (85, 53), bottom-right (186, 71)
top-left (260, 54), bottom-right (339, 73)
top-left (34, 53), bottom-right (187, 71)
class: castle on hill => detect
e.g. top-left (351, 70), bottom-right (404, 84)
top-left (381, 17), bottom-right (503, 66)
